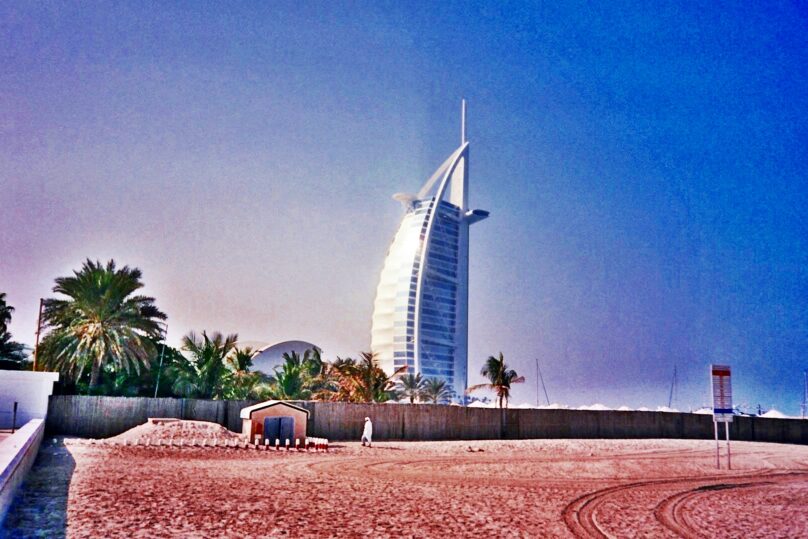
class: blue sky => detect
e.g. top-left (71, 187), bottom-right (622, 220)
top-left (2, 2), bottom-right (806, 412)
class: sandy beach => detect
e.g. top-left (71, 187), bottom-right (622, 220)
top-left (5, 434), bottom-right (808, 538)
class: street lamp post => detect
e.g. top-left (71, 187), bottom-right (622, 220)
top-left (33, 298), bottom-right (44, 371)
top-left (536, 358), bottom-right (550, 406)
top-left (153, 322), bottom-right (168, 398)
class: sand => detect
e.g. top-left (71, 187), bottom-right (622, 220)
top-left (46, 436), bottom-right (808, 538)
top-left (106, 419), bottom-right (243, 445)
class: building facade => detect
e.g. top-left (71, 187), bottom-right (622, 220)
top-left (371, 101), bottom-right (488, 402)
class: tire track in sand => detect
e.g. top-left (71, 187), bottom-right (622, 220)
top-left (287, 448), bottom-right (808, 538)
top-left (653, 472), bottom-right (808, 539)
top-left (561, 470), bottom-right (782, 539)
top-left (562, 479), bottom-right (665, 539)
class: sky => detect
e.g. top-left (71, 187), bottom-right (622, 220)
top-left (1, 1), bottom-right (806, 413)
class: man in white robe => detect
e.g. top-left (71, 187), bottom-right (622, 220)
top-left (361, 417), bottom-right (373, 447)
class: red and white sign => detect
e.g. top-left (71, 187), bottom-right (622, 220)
top-left (711, 364), bottom-right (733, 422)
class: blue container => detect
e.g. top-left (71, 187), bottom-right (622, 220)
top-left (263, 416), bottom-right (281, 443)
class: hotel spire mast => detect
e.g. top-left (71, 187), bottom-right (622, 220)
top-left (461, 98), bottom-right (467, 144)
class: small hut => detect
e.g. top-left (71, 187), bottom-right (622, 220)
top-left (240, 401), bottom-right (309, 444)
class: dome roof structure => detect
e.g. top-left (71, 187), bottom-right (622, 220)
top-left (250, 340), bottom-right (320, 375)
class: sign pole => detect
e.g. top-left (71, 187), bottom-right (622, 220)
top-left (725, 421), bottom-right (731, 470)
top-left (710, 364), bottom-right (733, 471)
top-left (713, 419), bottom-right (720, 469)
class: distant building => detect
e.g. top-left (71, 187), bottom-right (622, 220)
top-left (251, 340), bottom-right (320, 375)
top-left (371, 101), bottom-right (488, 402)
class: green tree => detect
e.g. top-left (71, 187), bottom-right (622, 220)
top-left (467, 352), bottom-right (525, 408)
top-left (298, 348), bottom-right (343, 400)
top-left (321, 357), bottom-right (359, 401)
top-left (145, 342), bottom-right (185, 397)
top-left (299, 348), bottom-right (324, 378)
top-left (0, 292), bottom-right (13, 334)
top-left (0, 292), bottom-right (28, 368)
top-left (229, 346), bottom-right (255, 372)
top-left (270, 351), bottom-right (312, 400)
top-left (422, 377), bottom-right (452, 404)
top-left (397, 372), bottom-right (425, 403)
top-left (334, 352), bottom-right (406, 403)
top-left (39, 260), bottom-right (166, 390)
top-left (225, 347), bottom-right (266, 399)
top-left (73, 337), bottom-right (186, 397)
top-left (170, 331), bottom-right (237, 399)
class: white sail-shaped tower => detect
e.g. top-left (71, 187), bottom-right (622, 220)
top-left (371, 101), bottom-right (488, 402)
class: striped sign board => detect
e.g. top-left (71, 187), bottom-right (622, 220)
top-left (711, 364), bottom-right (733, 422)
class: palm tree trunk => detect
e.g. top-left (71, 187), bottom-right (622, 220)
top-left (89, 361), bottom-right (101, 389)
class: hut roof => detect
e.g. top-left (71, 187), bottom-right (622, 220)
top-left (240, 400), bottom-right (311, 419)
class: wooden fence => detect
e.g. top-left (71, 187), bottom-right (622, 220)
top-left (46, 395), bottom-right (808, 444)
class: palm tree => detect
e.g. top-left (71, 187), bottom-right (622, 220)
top-left (327, 357), bottom-right (361, 401)
top-left (467, 352), bottom-right (525, 408)
top-left (299, 347), bottom-right (324, 378)
top-left (171, 331), bottom-right (237, 399)
top-left (397, 372), bottom-right (425, 403)
top-left (40, 260), bottom-right (166, 389)
top-left (422, 377), bottom-right (452, 404)
top-left (225, 347), bottom-right (264, 399)
top-left (0, 292), bottom-right (13, 334)
top-left (0, 331), bottom-right (28, 366)
top-left (270, 351), bottom-right (312, 400)
top-left (0, 293), bottom-right (27, 367)
top-left (299, 348), bottom-right (343, 400)
top-left (229, 346), bottom-right (256, 372)
top-left (335, 352), bottom-right (406, 403)
top-left (356, 352), bottom-right (398, 402)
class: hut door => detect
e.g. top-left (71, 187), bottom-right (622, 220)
top-left (263, 417), bottom-right (281, 443)
top-left (279, 416), bottom-right (295, 442)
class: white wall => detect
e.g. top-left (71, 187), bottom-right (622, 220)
top-left (0, 371), bottom-right (59, 429)
top-left (0, 419), bottom-right (46, 525)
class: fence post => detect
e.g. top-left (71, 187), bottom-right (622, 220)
top-left (11, 402), bottom-right (18, 433)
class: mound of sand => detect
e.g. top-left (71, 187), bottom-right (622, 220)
top-left (107, 419), bottom-right (242, 444)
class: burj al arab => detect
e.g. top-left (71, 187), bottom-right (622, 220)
top-left (371, 100), bottom-right (489, 402)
